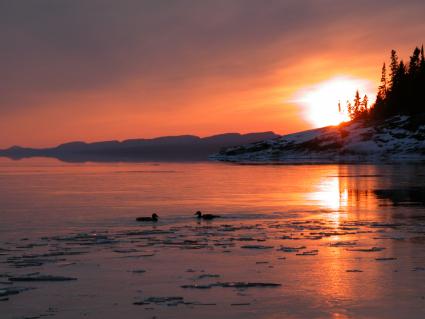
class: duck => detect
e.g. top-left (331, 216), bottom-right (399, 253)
top-left (194, 211), bottom-right (220, 220)
top-left (136, 213), bottom-right (159, 222)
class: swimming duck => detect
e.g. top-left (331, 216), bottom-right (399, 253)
top-left (195, 211), bottom-right (220, 220)
top-left (136, 213), bottom-right (159, 222)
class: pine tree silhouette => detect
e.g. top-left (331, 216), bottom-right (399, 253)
top-left (377, 63), bottom-right (387, 102)
top-left (369, 45), bottom-right (425, 120)
top-left (389, 49), bottom-right (399, 88)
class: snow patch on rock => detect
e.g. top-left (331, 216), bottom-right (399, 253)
top-left (210, 116), bottom-right (425, 163)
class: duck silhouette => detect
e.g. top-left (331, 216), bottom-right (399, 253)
top-left (194, 211), bottom-right (220, 220)
top-left (136, 213), bottom-right (159, 222)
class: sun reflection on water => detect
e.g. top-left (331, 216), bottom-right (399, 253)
top-left (303, 166), bottom-right (389, 311)
top-left (309, 177), bottom-right (348, 211)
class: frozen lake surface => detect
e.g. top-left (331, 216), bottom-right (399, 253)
top-left (0, 158), bottom-right (424, 318)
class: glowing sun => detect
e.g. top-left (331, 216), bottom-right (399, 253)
top-left (294, 76), bottom-right (375, 127)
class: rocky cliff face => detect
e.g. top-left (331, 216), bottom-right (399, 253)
top-left (211, 116), bottom-right (425, 163)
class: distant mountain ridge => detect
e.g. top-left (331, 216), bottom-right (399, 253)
top-left (0, 132), bottom-right (279, 162)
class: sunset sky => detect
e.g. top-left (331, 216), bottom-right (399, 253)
top-left (1, 0), bottom-right (425, 148)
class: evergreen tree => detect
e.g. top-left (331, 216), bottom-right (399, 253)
top-left (419, 45), bottom-right (425, 113)
top-left (377, 63), bottom-right (387, 102)
top-left (393, 60), bottom-right (406, 89)
top-left (361, 95), bottom-right (368, 113)
top-left (409, 47), bottom-right (421, 76)
top-left (353, 90), bottom-right (361, 118)
top-left (350, 45), bottom-right (425, 122)
top-left (346, 100), bottom-right (353, 120)
top-left (389, 49), bottom-right (399, 89)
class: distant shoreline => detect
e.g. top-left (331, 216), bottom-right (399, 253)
top-left (0, 131), bottom-right (279, 163)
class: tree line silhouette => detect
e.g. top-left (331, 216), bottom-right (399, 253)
top-left (342, 45), bottom-right (425, 122)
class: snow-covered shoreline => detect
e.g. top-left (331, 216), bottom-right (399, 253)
top-left (210, 116), bottom-right (425, 163)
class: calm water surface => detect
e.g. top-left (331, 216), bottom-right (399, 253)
top-left (1, 158), bottom-right (423, 236)
top-left (0, 158), bottom-right (424, 318)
